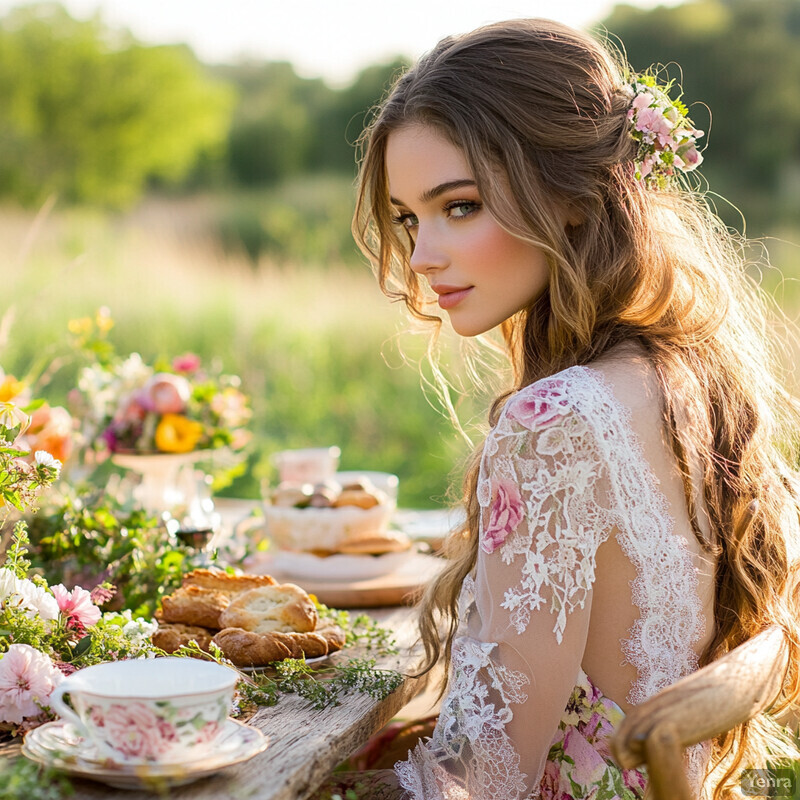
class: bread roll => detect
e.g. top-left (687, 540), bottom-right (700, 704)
top-left (212, 619), bottom-right (346, 666)
top-left (333, 489), bottom-right (381, 510)
top-left (160, 585), bottom-right (230, 628)
top-left (182, 568), bottom-right (277, 597)
top-left (219, 583), bottom-right (318, 634)
top-left (337, 530), bottom-right (412, 555)
top-left (152, 623), bottom-right (215, 654)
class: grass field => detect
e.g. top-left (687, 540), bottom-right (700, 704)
top-left (3, 181), bottom-right (799, 508)
top-left (0, 190), bottom-right (485, 509)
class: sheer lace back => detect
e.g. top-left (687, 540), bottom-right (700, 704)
top-left (396, 366), bottom-right (708, 800)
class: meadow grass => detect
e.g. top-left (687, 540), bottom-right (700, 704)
top-left (0, 195), bottom-right (482, 508)
top-left (3, 187), bottom-right (800, 508)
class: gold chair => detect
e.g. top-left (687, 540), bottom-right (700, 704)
top-left (611, 624), bottom-right (789, 800)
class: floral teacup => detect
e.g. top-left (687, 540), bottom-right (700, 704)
top-left (48, 657), bottom-right (237, 765)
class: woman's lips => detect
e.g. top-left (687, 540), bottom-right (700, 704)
top-left (434, 286), bottom-right (474, 310)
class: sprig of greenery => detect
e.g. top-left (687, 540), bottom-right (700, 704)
top-left (316, 603), bottom-right (398, 655)
top-left (3, 523), bottom-right (32, 579)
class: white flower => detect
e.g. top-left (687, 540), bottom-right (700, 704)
top-left (12, 578), bottom-right (60, 621)
top-left (0, 568), bottom-right (22, 603)
top-left (122, 617), bottom-right (158, 641)
top-left (34, 450), bottom-right (62, 474)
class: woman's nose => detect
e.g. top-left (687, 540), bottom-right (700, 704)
top-left (409, 227), bottom-right (448, 275)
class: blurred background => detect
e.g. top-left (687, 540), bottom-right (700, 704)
top-left (0, 0), bottom-right (798, 508)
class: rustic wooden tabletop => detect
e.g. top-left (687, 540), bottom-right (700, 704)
top-left (3, 605), bottom-right (427, 800)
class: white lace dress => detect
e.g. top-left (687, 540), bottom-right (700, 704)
top-left (395, 364), bottom-right (711, 800)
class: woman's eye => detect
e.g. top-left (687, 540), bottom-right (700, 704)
top-left (446, 201), bottom-right (480, 219)
top-left (392, 212), bottom-right (418, 229)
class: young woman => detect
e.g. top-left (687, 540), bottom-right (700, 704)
top-left (344, 17), bottom-right (800, 800)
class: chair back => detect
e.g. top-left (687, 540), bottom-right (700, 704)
top-left (611, 624), bottom-right (789, 800)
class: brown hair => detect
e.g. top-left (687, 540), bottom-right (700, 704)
top-left (354, 18), bottom-right (800, 797)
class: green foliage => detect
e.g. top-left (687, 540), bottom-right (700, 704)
top-left (0, 3), bottom-right (234, 207)
top-left (216, 58), bottom-right (404, 187)
top-left (24, 491), bottom-right (208, 617)
top-left (0, 756), bottom-right (74, 800)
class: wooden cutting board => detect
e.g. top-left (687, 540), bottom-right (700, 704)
top-left (267, 553), bottom-right (446, 608)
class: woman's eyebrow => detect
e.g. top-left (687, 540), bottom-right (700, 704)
top-left (390, 178), bottom-right (477, 208)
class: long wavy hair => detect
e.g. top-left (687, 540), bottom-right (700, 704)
top-left (353, 18), bottom-right (800, 797)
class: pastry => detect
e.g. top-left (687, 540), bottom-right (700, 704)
top-left (271, 483), bottom-right (312, 507)
top-left (333, 488), bottom-right (381, 510)
top-left (212, 618), bottom-right (347, 667)
top-left (159, 585), bottom-right (230, 628)
top-left (219, 583), bottom-right (318, 634)
top-left (152, 622), bottom-right (215, 654)
top-left (309, 487), bottom-right (337, 508)
top-left (182, 568), bottom-right (277, 597)
top-left (337, 530), bottom-right (412, 555)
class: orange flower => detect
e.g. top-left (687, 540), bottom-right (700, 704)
top-left (154, 414), bottom-right (205, 453)
top-left (24, 405), bottom-right (74, 463)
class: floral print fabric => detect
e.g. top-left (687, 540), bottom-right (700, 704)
top-left (540, 670), bottom-right (646, 800)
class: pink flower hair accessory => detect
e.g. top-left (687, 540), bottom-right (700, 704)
top-left (623, 72), bottom-right (704, 189)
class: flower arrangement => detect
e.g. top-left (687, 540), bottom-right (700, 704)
top-left (625, 72), bottom-right (704, 189)
top-left (70, 314), bottom-right (251, 457)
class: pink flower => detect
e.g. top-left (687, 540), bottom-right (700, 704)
top-left (562, 728), bottom-right (607, 786)
top-left (481, 479), bottom-right (524, 554)
top-left (635, 107), bottom-right (673, 147)
top-left (90, 583), bottom-right (116, 606)
top-left (52, 584), bottom-right (102, 634)
top-left (104, 701), bottom-right (165, 761)
top-left (117, 393), bottom-right (148, 424)
top-left (631, 90), bottom-right (655, 113)
top-left (681, 144), bottom-right (703, 168)
top-left (0, 644), bottom-right (63, 724)
top-left (507, 388), bottom-right (567, 430)
top-left (172, 353), bottom-right (201, 374)
top-left (196, 719), bottom-right (221, 743)
top-left (157, 716), bottom-right (179, 742)
top-left (623, 767), bottom-right (648, 790)
top-left (639, 153), bottom-right (657, 178)
top-left (143, 373), bottom-right (191, 415)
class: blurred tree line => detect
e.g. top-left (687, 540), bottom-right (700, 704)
top-left (0, 0), bottom-right (798, 239)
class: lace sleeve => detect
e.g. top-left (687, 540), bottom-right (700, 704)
top-left (396, 377), bottom-right (618, 800)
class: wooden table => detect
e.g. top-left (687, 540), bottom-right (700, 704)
top-left (3, 605), bottom-right (428, 800)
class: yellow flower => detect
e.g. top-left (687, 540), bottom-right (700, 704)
top-left (154, 413), bottom-right (205, 453)
top-left (0, 375), bottom-right (25, 402)
top-left (95, 307), bottom-right (114, 333)
top-left (68, 317), bottom-right (93, 336)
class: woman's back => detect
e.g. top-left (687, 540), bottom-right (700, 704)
top-left (582, 346), bottom-right (716, 713)
top-left (397, 348), bottom-right (719, 798)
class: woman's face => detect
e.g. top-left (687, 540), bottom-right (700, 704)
top-left (385, 124), bottom-right (550, 337)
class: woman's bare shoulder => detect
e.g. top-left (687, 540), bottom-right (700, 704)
top-left (585, 342), bottom-right (662, 418)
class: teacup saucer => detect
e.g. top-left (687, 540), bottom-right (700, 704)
top-left (22, 717), bottom-right (269, 790)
